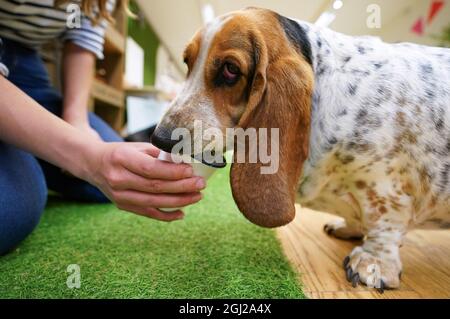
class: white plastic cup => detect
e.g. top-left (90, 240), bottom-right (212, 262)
top-left (157, 151), bottom-right (222, 212)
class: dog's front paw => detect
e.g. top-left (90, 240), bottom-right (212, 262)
top-left (323, 220), bottom-right (364, 240)
top-left (343, 246), bottom-right (402, 293)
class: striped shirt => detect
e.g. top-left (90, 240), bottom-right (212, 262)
top-left (0, 37), bottom-right (8, 76)
top-left (0, 0), bottom-right (116, 69)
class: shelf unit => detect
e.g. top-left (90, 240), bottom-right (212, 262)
top-left (125, 85), bottom-right (172, 101)
top-left (89, 7), bottom-right (127, 132)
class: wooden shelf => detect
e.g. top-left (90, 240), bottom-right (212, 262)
top-left (91, 79), bottom-right (124, 108)
top-left (104, 26), bottom-right (125, 55)
top-left (125, 86), bottom-right (172, 101)
top-left (41, 5), bottom-right (128, 133)
top-left (90, 7), bottom-right (128, 133)
top-left (88, 4), bottom-right (129, 132)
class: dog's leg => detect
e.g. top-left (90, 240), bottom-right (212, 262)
top-left (344, 214), bottom-right (407, 291)
top-left (324, 219), bottom-right (364, 240)
top-left (323, 192), bottom-right (364, 240)
top-left (343, 187), bottom-right (411, 291)
top-left (344, 229), bottom-right (405, 291)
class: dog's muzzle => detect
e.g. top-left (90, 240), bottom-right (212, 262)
top-left (151, 125), bottom-right (227, 168)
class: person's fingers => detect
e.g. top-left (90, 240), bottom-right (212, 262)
top-left (118, 204), bottom-right (184, 222)
top-left (121, 150), bottom-right (193, 180)
top-left (115, 190), bottom-right (203, 208)
top-left (115, 170), bottom-right (206, 194)
top-left (129, 143), bottom-right (160, 157)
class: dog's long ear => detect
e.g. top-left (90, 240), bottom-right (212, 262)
top-left (230, 29), bottom-right (314, 228)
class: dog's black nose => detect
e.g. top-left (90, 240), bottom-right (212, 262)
top-left (151, 126), bottom-right (181, 153)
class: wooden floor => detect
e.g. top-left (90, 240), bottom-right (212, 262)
top-left (277, 206), bottom-right (450, 299)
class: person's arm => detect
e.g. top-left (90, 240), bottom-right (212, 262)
top-left (61, 5), bottom-right (110, 138)
top-left (61, 42), bottom-right (99, 139)
top-left (0, 76), bottom-right (205, 221)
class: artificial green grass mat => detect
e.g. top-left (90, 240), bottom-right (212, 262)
top-left (0, 166), bottom-right (304, 299)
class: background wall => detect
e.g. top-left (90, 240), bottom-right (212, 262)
top-left (376, 0), bottom-right (450, 45)
top-left (136, 0), bottom-right (450, 75)
top-left (127, 0), bottom-right (160, 86)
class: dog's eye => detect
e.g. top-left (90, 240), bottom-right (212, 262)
top-left (222, 62), bottom-right (240, 85)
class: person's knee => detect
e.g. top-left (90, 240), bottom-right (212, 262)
top-left (0, 148), bottom-right (48, 256)
top-left (0, 188), bottom-right (47, 256)
top-left (25, 182), bottom-right (48, 232)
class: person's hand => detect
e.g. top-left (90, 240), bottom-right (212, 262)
top-left (83, 142), bottom-right (206, 222)
top-left (0, 76), bottom-right (204, 222)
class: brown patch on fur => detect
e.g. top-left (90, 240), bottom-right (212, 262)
top-left (183, 31), bottom-right (202, 76)
top-left (356, 142), bottom-right (372, 152)
top-left (379, 205), bottom-right (388, 214)
top-left (326, 165), bottom-right (339, 175)
top-left (367, 188), bottom-right (377, 201)
top-left (396, 111), bottom-right (407, 127)
top-left (355, 180), bottom-right (367, 189)
top-left (387, 118), bottom-right (419, 158)
top-left (203, 15), bottom-right (261, 126)
top-left (388, 195), bottom-right (400, 203)
top-left (418, 166), bottom-right (431, 194)
top-left (335, 152), bottom-right (355, 164)
top-left (402, 182), bottom-right (414, 196)
top-left (401, 129), bottom-right (418, 144)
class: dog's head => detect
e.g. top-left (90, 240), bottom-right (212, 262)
top-left (153, 7), bottom-right (314, 228)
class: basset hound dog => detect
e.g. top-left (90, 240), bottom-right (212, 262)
top-left (152, 7), bottom-right (450, 291)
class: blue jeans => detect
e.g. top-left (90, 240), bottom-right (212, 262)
top-left (0, 38), bottom-right (123, 255)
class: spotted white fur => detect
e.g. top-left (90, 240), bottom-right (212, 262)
top-left (295, 21), bottom-right (450, 290)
